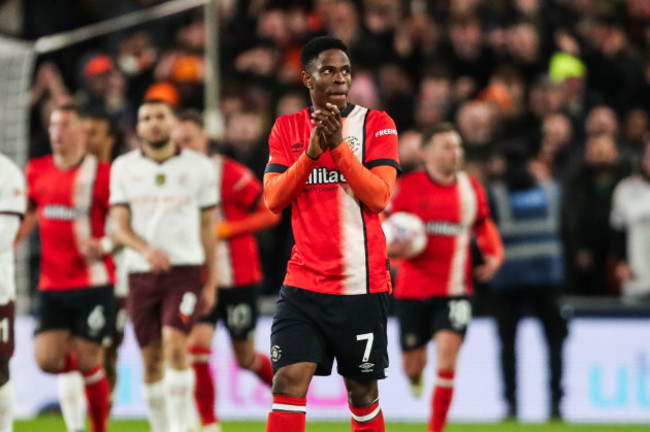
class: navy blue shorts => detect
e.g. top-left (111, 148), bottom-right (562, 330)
top-left (395, 295), bottom-right (472, 351)
top-left (270, 286), bottom-right (389, 381)
top-left (198, 285), bottom-right (259, 340)
top-left (35, 285), bottom-right (114, 345)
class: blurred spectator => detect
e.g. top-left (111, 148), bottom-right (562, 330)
top-left (584, 18), bottom-right (643, 112)
top-left (505, 21), bottom-right (546, 81)
top-left (488, 145), bottom-right (567, 421)
top-left (563, 134), bottom-right (628, 296)
top-left (415, 67), bottom-right (452, 129)
top-left (116, 31), bottom-right (158, 104)
top-left (621, 108), bottom-right (649, 159)
top-left (377, 62), bottom-right (415, 130)
top-left (611, 140), bottom-right (650, 304)
top-left (221, 111), bottom-right (268, 179)
top-left (585, 105), bottom-right (619, 138)
top-left (528, 113), bottom-right (574, 180)
top-left (275, 91), bottom-right (309, 118)
top-left (442, 14), bottom-right (494, 94)
top-left (143, 82), bottom-right (179, 107)
top-left (397, 129), bottom-right (424, 175)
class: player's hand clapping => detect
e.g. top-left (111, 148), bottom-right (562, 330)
top-left (306, 126), bottom-right (327, 160)
top-left (311, 103), bottom-right (343, 150)
top-left (143, 247), bottom-right (171, 273)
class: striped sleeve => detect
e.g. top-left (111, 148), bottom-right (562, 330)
top-left (364, 110), bottom-right (401, 172)
top-left (265, 118), bottom-right (290, 174)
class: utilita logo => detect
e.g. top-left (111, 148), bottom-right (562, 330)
top-left (306, 167), bottom-right (347, 186)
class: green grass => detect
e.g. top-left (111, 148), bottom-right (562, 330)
top-left (13, 417), bottom-right (650, 432)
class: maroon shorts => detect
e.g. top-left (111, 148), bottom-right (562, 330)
top-left (0, 302), bottom-right (14, 361)
top-left (128, 265), bottom-right (203, 347)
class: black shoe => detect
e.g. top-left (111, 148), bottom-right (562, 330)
top-left (504, 405), bottom-right (517, 422)
top-left (550, 405), bottom-right (563, 422)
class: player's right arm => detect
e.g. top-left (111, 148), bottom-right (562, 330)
top-left (14, 160), bottom-right (38, 246)
top-left (109, 158), bottom-right (170, 272)
top-left (0, 157), bottom-right (26, 252)
top-left (263, 120), bottom-right (319, 214)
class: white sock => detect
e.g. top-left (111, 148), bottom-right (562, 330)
top-left (0, 381), bottom-right (14, 432)
top-left (184, 369), bottom-right (201, 431)
top-left (164, 368), bottom-right (193, 432)
top-left (142, 380), bottom-right (169, 432)
top-left (57, 372), bottom-right (86, 432)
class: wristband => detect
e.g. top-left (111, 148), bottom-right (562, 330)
top-left (100, 236), bottom-right (115, 254)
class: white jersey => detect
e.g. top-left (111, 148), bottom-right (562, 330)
top-left (109, 148), bottom-right (218, 273)
top-left (0, 154), bottom-right (26, 303)
top-left (611, 175), bottom-right (650, 298)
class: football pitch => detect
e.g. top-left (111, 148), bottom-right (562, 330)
top-left (13, 417), bottom-right (650, 432)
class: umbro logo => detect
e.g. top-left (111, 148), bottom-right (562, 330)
top-left (359, 362), bottom-right (375, 372)
top-left (291, 143), bottom-right (303, 153)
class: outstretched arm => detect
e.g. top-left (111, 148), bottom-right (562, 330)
top-left (216, 198), bottom-right (281, 239)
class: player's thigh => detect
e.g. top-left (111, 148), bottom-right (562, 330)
top-left (270, 286), bottom-right (332, 376)
top-left (71, 285), bottom-right (114, 346)
top-left (128, 273), bottom-right (163, 348)
top-left (221, 286), bottom-right (259, 341)
top-left (329, 292), bottom-right (389, 381)
top-left (160, 266), bottom-right (203, 336)
top-left (395, 297), bottom-right (435, 352)
top-left (433, 330), bottom-right (464, 371)
top-left (0, 302), bottom-right (15, 365)
top-left (34, 329), bottom-right (70, 371)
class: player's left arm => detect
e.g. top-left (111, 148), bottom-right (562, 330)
top-left (472, 179), bottom-right (504, 282)
top-left (216, 198), bottom-right (281, 239)
top-left (317, 105), bottom-right (400, 213)
top-left (216, 162), bottom-right (281, 239)
top-left (200, 206), bottom-right (218, 313)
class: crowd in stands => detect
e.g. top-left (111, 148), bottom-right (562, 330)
top-left (3, 0), bottom-right (650, 299)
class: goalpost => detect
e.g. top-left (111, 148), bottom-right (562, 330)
top-left (0, 0), bottom-right (221, 313)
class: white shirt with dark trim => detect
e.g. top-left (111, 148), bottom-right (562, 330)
top-left (0, 154), bottom-right (26, 302)
top-left (110, 148), bottom-right (218, 273)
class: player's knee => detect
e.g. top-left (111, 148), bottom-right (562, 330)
top-left (346, 379), bottom-right (378, 407)
top-left (36, 355), bottom-right (63, 374)
top-left (166, 346), bottom-right (188, 369)
top-left (271, 368), bottom-right (309, 398)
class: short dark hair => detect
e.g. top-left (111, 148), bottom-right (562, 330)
top-left (54, 102), bottom-right (83, 117)
top-left (301, 36), bottom-right (350, 72)
top-left (84, 111), bottom-right (118, 139)
top-left (176, 109), bottom-right (204, 129)
top-left (422, 123), bottom-right (460, 147)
